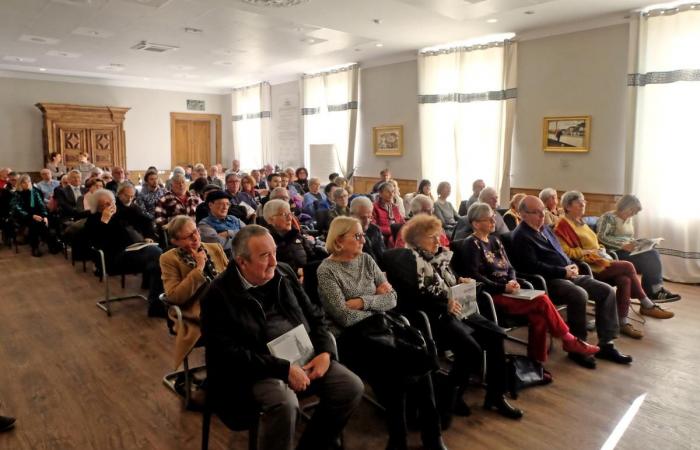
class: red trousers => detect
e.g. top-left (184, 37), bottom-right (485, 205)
top-left (492, 293), bottom-right (569, 363)
top-left (594, 260), bottom-right (645, 320)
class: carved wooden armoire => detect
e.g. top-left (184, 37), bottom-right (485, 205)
top-left (35, 103), bottom-right (130, 169)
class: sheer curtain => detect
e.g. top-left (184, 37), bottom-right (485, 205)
top-left (628, 4), bottom-right (700, 282)
top-left (232, 82), bottom-right (271, 171)
top-left (418, 39), bottom-right (517, 204)
top-left (302, 64), bottom-right (359, 177)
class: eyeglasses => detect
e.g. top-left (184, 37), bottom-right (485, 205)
top-left (274, 212), bottom-right (293, 219)
top-left (477, 215), bottom-right (496, 223)
top-left (352, 232), bottom-right (366, 241)
top-left (178, 228), bottom-right (199, 241)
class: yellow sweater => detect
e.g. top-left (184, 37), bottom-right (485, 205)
top-left (557, 217), bottom-right (606, 271)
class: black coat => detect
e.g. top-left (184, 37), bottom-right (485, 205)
top-left (269, 226), bottom-right (317, 272)
top-left (56, 185), bottom-right (87, 221)
top-left (363, 223), bottom-right (386, 268)
top-left (200, 262), bottom-right (335, 416)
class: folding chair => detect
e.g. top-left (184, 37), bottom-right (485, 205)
top-left (93, 248), bottom-right (148, 316)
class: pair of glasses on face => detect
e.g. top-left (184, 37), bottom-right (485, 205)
top-left (275, 212), bottom-right (293, 219)
top-left (477, 216), bottom-right (496, 223)
top-left (351, 232), bottom-right (366, 241)
top-left (179, 228), bottom-right (199, 241)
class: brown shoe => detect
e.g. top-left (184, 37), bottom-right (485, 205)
top-left (640, 305), bottom-right (674, 319)
top-left (620, 323), bottom-right (644, 339)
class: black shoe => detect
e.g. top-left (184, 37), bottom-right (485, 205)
top-left (454, 397), bottom-right (471, 417)
top-left (0, 415), bottom-right (16, 432)
top-left (147, 301), bottom-right (168, 318)
top-left (650, 288), bottom-right (681, 303)
top-left (596, 343), bottom-right (633, 365)
top-left (422, 436), bottom-right (448, 450)
top-left (568, 352), bottom-right (597, 369)
top-left (483, 395), bottom-right (523, 420)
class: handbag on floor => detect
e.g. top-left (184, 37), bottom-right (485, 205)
top-left (506, 354), bottom-right (552, 399)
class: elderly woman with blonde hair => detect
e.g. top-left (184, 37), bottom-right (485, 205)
top-left (502, 192), bottom-right (527, 231)
top-left (160, 215), bottom-right (228, 368)
top-left (317, 216), bottom-right (446, 450)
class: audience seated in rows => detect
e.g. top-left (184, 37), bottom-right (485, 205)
top-left (596, 194), bottom-right (680, 302)
top-left (84, 186), bottom-right (165, 317)
top-left (458, 179), bottom-right (485, 216)
top-left (302, 177), bottom-right (327, 216)
top-left (453, 202), bottom-right (599, 364)
top-left (317, 217), bottom-right (447, 450)
top-left (553, 191), bottom-right (674, 339)
top-left (395, 194), bottom-right (450, 249)
top-left (136, 170), bottom-right (166, 218)
top-left (154, 173), bottom-right (202, 228)
top-left (453, 187), bottom-right (508, 240)
top-left (539, 187), bottom-right (562, 226)
top-left (200, 225), bottom-right (364, 450)
top-left (393, 215), bottom-right (524, 426)
top-left (403, 179), bottom-right (434, 216)
top-left (372, 181), bottom-right (405, 248)
top-left (195, 184), bottom-right (226, 223)
top-left (160, 215), bottom-right (228, 369)
top-left (433, 181), bottom-right (460, 234)
top-left (510, 195), bottom-right (632, 368)
top-left (197, 190), bottom-right (245, 256)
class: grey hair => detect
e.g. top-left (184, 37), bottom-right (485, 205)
top-left (350, 195), bottom-right (373, 214)
top-left (270, 187), bottom-right (289, 200)
top-left (171, 173), bottom-right (186, 183)
top-left (233, 224), bottom-right (270, 261)
top-left (616, 194), bottom-right (642, 213)
top-left (116, 182), bottom-right (135, 195)
top-left (167, 215), bottom-right (195, 241)
top-left (410, 194), bottom-right (433, 215)
top-left (263, 199), bottom-right (290, 222)
top-left (467, 202), bottom-right (493, 224)
top-left (377, 181), bottom-right (394, 193)
top-left (538, 187), bottom-right (557, 203)
top-left (309, 177), bottom-right (321, 186)
top-left (194, 163), bottom-right (206, 171)
top-left (225, 172), bottom-right (241, 182)
top-left (69, 169), bottom-right (81, 177)
top-left (332, 188), bottom-right (348, 201)
top-left (561, 190), bottom-right (584, 212)
top-left (478, 187), bottom-right (497, 202)
top-left (436, 181), bottom-right (450, 196)
top-left (89, 188), bottom-right (115, 213)
top-left (17, 174), bottom-right (32, 190)
top-left (172, 166), bottom-right (185, 176)
top-left (90, 167), bottom-right (104, 177)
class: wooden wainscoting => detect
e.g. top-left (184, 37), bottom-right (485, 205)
top-left (352, 176), bottom-right (417, 196)
top-left (510, 187), bottom-right (622, 217)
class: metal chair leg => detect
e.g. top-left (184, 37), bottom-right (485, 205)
top-left (201, 409), bottom-right (211, 450)
top-left (93, 248), bottom-right (147, 316)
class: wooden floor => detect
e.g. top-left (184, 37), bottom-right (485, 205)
top-left (0, 246), bottom-right (698, 450)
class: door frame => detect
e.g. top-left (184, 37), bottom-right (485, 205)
top-left (170, 112), bottom-right (222, 170)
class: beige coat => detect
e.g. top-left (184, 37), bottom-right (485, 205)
top-left (160, 242), bottom-right (228, 368)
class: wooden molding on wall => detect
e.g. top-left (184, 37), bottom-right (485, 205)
top-left (510, 187), bottom-right (622, 217)
top-left (352, 176), bottom-right (417, 196)
top-left (169, 112), bottom-right (222, 169)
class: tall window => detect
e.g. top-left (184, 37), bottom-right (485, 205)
top-left (302, 64), bottom-right (359, 178)
top-left (418, 38), bottom-right (517, 203)
top-left (232, 82), bottom-right (271, 171)
top-left (629, 4), bottom-right (700, 281)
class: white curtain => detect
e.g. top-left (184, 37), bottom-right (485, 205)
top-left (629, 5), bottom-right (700, 282)
top-left (302, 64), bottom-right (359, 178)
top-left (418, 40), bottom-right (517, 204)
top-left (232, 82), bottom-right (271, 171)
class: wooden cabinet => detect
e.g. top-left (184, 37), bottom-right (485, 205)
top-left (36, 103), bottom-right (130, 169)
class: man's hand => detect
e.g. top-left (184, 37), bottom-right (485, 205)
top-left (447, 298), bottom-right (462, 317)
top-left (345, 298), bottom-right (364, 310)
top-left (505, 279), bottom-right (520, 294)
top-left (457, 277), bottom-right (474, 285)
top-left (101, 204), bottom-right (116, 223)
top-left (288, 365), bottom-right (311, 392)
top-left (375, 281), bottom-right (393, 295)
top-left (144, 238), bottom-right (154, 244)
top-left (621, 242), bottom-right (637, 252)
top-left (565, 264), bottom-right (579, 279)
top-left (217, 231), bottom-right (230, 239)
top-left (302, 352), bottom-right (331, 381)
top-left (192, 248), bottom-right (207, 271)
top-left (31, 214), bottom-right (43, 222)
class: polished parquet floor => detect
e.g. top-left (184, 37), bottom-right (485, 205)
top-left (0, 246), bottom-right (698, 450)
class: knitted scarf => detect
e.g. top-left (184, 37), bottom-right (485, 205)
top-left (177, 245), bottom-right (219, 281)
top-left (410, 246), bottom-right (456, 301)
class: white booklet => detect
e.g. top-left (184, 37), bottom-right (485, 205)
top-left (125, 242), bottom-right (160, 252)
top-left (630, 238), bottom-right (663, 256)
top-left (503, 289), bottom-right (546, 301)
top-left (450, 281), bottom-right (478, 319)
top-left (267, 324), bottom-right (315, 367)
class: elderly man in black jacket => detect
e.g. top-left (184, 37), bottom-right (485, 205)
top-left (200, 225), bottom-right (363, 450)
top-left (350, 196), bottom-right (385, 267)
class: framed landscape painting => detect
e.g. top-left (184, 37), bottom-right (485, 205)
top-left (373, 125), bottom-right (403, 156)
top-left (542, 116), bottom-right (591, 152)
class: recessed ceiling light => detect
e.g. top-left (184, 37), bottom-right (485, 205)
top-left (72, 27), bottom-right (114, 39)
top-left (97, 63), bottom-right (125, 72)
top-left (524, 10), bottom-right (535, 15)
top-left (375, 43), bottom-right (384, 47)
top-left (19, 34), bottom-right (60, 45)
top-left (373, 19), bottom-right (383, 24)
top-left (39, 68), bottom-right (47, 71)
top-left (486, 18), bottom-right (498, 23)
top-left (184, 27), bottom-right (203, 34)
top-left (46, 50), bottom-right (81, 58)
top-left (2, 56), bottom-right (37, 63)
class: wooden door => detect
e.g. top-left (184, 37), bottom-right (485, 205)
top-left (170, 113), bottom-right (221, 170)
top-left (59, 128), bottom-right (87, 167)
top-left (89, 128), bottom-right (118, 168)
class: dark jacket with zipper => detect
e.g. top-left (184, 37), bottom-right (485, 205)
top-left (200, 261), bottom-right (334, 417)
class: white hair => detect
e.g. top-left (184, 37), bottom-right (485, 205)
top-left (539, 187), bottom-right (557, 203)
top-left (89, 188), bottom-right (115, 214)
top-left (263, 199), bottom-right (290, 222)
top-left (478, 187), bottom-right (497, 202)
top-left (350, 196), bottom-right (373, 214)
top-left (410, 194), bottom-right (434, 215)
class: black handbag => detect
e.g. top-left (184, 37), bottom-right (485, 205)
top-left (506, 354), bottom-right (552, 399)
top-left (341, 312), bottom-right (438, 380)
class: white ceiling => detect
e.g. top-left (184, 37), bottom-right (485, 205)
top-left (0, 0), bottom-right (664, 92)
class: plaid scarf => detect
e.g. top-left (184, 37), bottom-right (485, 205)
top-left (177, 245), bottom-right (219, 281)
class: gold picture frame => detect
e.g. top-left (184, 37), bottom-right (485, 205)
top-left (542, 116), bottom-right (591, 153)
top-left (373, 125), bottom-right (403, 156)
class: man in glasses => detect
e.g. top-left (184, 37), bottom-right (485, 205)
top-left (350, 196), bottom-right (386, 267)
top-left (198, 190), bottom-right (245, 256)
top-left (510, 196), bottom-right (632, 369)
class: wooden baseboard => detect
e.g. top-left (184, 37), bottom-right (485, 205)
top-left (510, 187), bottom-right (622, 217)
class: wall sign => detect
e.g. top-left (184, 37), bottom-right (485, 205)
top-left (187, 99), bottom-right (205, 111)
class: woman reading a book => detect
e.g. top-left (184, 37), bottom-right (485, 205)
top-left (396, 214), bottom-right (524, 426)
top-left (596, 194), bottom-right (680, 302)
top-left (554, 191), bottom-right (674, 339)
top-left (455, 202), bottom-right (599, 365)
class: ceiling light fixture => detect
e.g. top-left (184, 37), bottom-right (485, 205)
top-left (39, 68), bottom-right (47, 71)
top-left (184, 27), bottom-right (203, 34)
top-left (240, 0), bottom-right (309, 7)
top-left (373, 19), bottom-right (383, 24)
top-left (524, 10), bottom-right (535, 15)
top-left (375, 43), bottom-right (384, 47)
top-left (486, 18), bottom-right (498, 23)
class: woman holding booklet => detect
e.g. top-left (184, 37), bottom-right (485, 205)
top-left (597, 194), bottom-right (680, 302)
top-left (554, 191), bottom-right (674, 340)
top-left (455, 202), bottom-right (600, 364)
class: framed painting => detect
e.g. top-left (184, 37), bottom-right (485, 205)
top-left (373, 125), bottom-right (403, 156)
top-left (543, 116), bottom-right (591, 152)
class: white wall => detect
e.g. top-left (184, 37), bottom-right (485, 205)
top-left (356, 60), bottom-right (421, 179)
top-left (0, 75), bottom-right (232, 171)
top-left (512, 24), bottom-right (629, 194)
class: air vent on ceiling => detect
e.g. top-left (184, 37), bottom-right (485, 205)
top-left (131, 41), bottom-right (179, 53)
